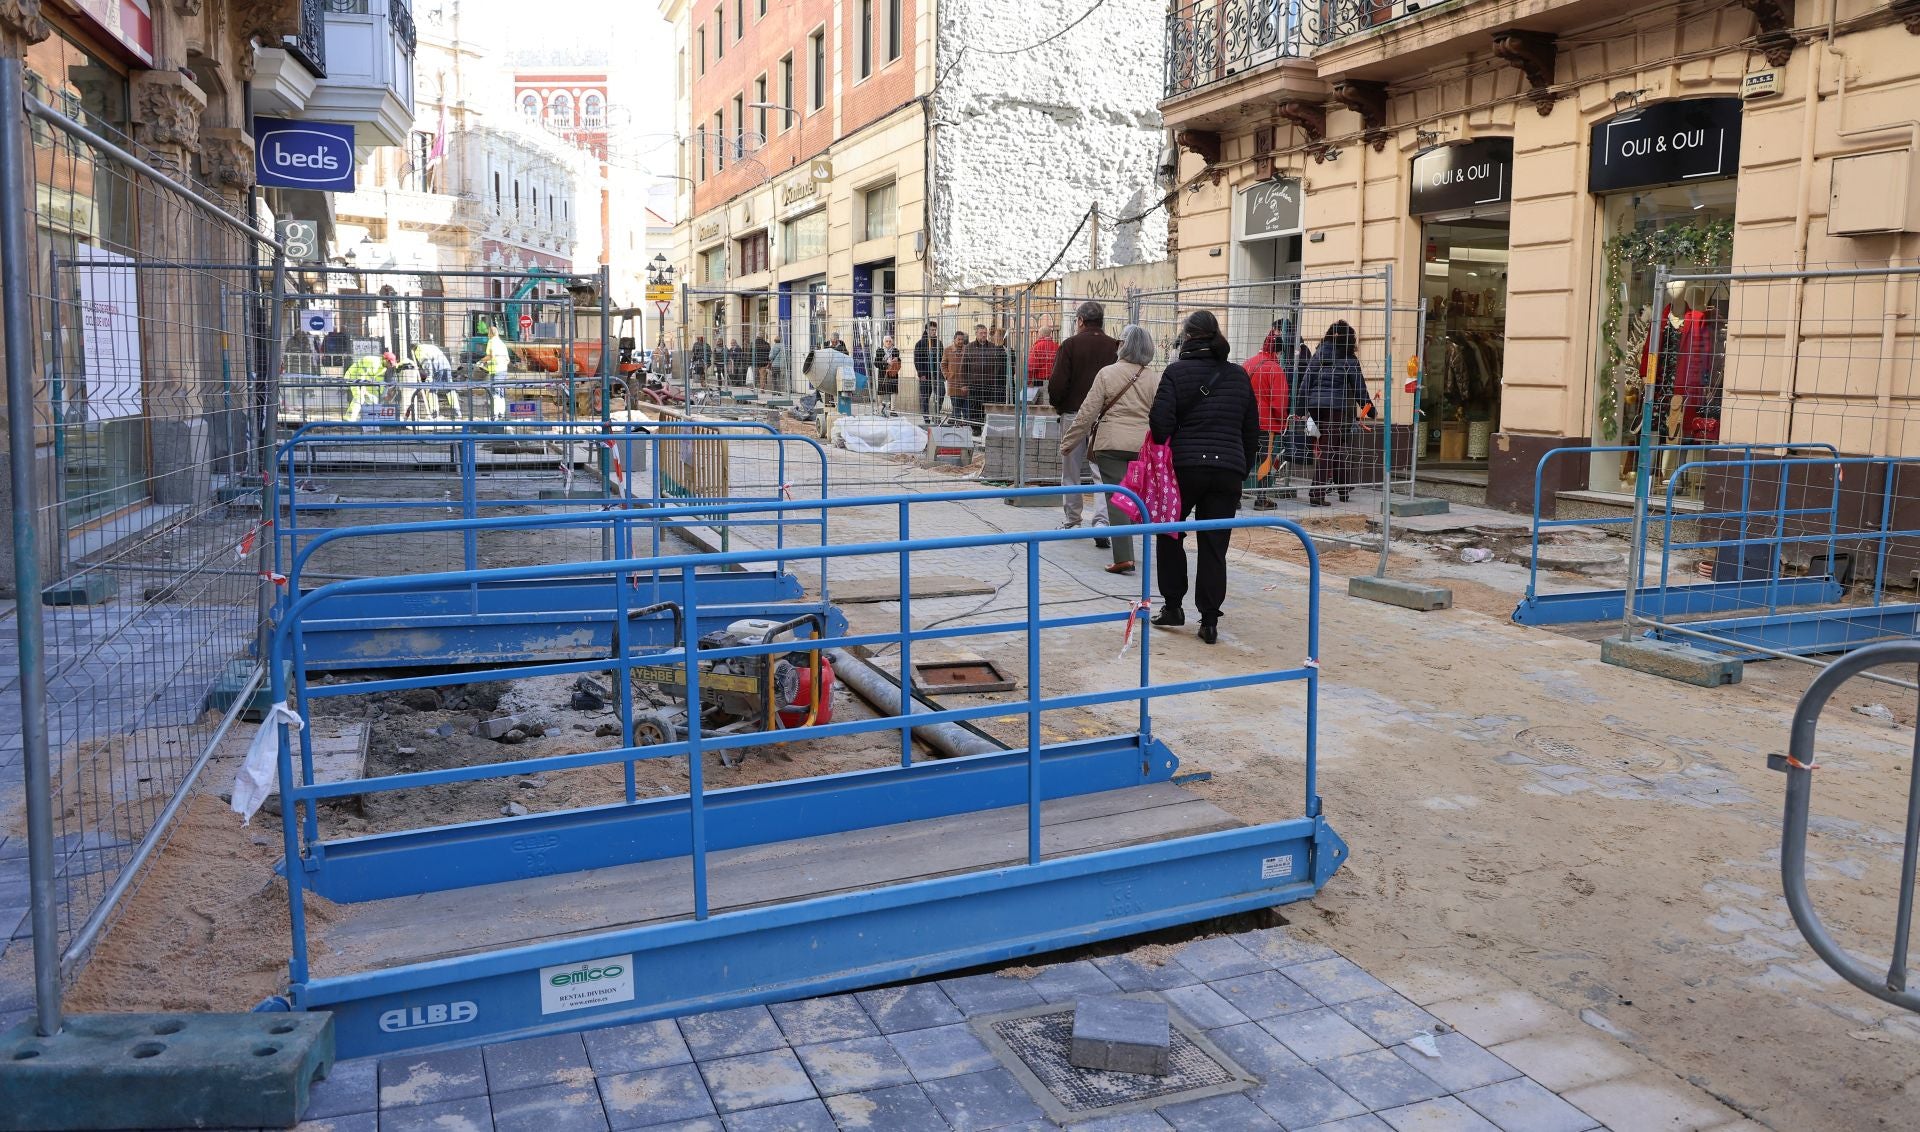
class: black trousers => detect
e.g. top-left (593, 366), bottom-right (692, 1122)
top-left (1156, 465), bottom-right (1243, 622)
top-left (1311, 418), bottom-right (1359, 499)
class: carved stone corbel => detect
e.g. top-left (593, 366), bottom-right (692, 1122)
top-left (176, 0), bottom-right (204, 15)
top-left (1277, 100), bottom-right (1326, 146)
top-left (230, 0), bottom-right (301, 45)
top-left (1735, 0), bottom-right (1796, 64)
top-left (1332, 80), bottom-right (1390, 152)
top-left (201, 127), bottom-right (256, 194)
top-left (0, 0), bottom-right (52, 54)
top-left (1176, 129), bottom-right (1222, 167)
top-left (1890, 0), bottom-right (1919, 34)
top-left (132, 70), bottom-right (208, 178)
top-left (1491, 30), bottom-right (1559, 116)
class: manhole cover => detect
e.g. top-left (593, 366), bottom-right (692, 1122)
top-left (974, 1001), bottom-right (1255, 1124)
top-left (911, 658), bottom-right (1018, 695)
top-left (1516, 726), bottom-right (1689, 775)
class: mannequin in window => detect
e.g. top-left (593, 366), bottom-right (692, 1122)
top-left (1619, 304), bottom-right (1652, 482)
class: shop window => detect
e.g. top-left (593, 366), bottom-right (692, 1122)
top-left (861, 181), bottom-right (896, 241)
top-left (784, 209), bottom-right (828, 263)
top-left (1418, 221), bottom-right (1509, 466)
top-left (701, 247), bottom-right (727, 284)
top-left (1589, 180), bottom-right (1738, 496)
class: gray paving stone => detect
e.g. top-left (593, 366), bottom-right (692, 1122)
top-left (1316, 1049), bottom-right (1450, 1111)
top-left (698, 1048), bottom-right (817, 1113)
top-left (769, 993), bottom-right (877, 1044)
top-left (1069, 1112), bottom-right (1175, 1131)
top-left (375, 1095), bottom-right (491, 1132)
top-left (1389, 1033), bottom-right (1520, 1094)
top-left (938, 972), bottom-right (1046, 1017)
top-left (1029, 959), bottom-right (1123, 1003)
top-left (621, 1121), bottom-right (720, 1132)
top-left (1247, 1065), bottom-right (1369, 1129)
top-left (1162, 982), bottom-right (1250, 1030)
top-left (1282, 959), bottom-right (1394, 1006)
top-left (1331, 994), bottom-right (1443, 1047)
top-left (1094, 953), bottom-right (1203, 993)
top-left (920, 1067), bottom-right (1047, 1131)
top-left (305, 1057), bottom-right (378, 1119)
top-left (1295, 1116), bottom-right (1393, 1132)
top-left (1159, 1091), bottom-right (1282, 1131)
top-left (678, 1005), bottom-right (788, 1060)
top-left (794, 1034), bottom-right (916, 1096)
top-left (888, 1022), bottom-right (1000, 1083)
top-left (1236, 927), bottom-right (1339, 969)
top-left (584, 1018), bottom-right (693, 1076)
top-left (1376, 1096), bottom-right (1502, 1132)
top-left (377, 1047), bottom-right (488, 1108)
top-left (1211, 970), bottom-right (1319, 1021)
top-left (856, 984), bottom-right (964, 1033)
top-left (489, 1081), bottom-right (611, 1132)
top-left (1206, 1021), bottom-right (1308, 1078)
top-left (597, 1063), bottom-right (716, 1130)
top-left (1259, 1008), bottom-right (1380, 1064)
top-left (483, 1032), bottom-right (593, 1093)
top-left (1455, 1077), bottom-right (1600, 1132)
top-left (823, 1082), bottom-right (949, 1131)
top-left (295, 1111), bottom-right (378, 1132)
top-left (1174, 937), bottom-right (1268, 982)
top-left (721, 1097), bottom-right (837, 1132)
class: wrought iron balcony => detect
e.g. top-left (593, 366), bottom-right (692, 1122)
top-left (289, 0), bottom-right (328, 78)
top-left (1165, 0), bottom-right (1309, 99)
top-left (1314, 0), bottom-right (1423, 46)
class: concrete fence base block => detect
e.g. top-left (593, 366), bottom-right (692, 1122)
top-left (1349, 575), bottom-right (1452, 611)
top-left (0, 1012), bottom-right (334, 1131)
top-left (1600, 636), bottom-right (1743, 687)
top-left (1388, 496), bottom-right (1452, 517)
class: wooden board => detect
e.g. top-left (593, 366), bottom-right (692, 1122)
top-left (829, 575), bottom-right (1000, 604)
top-left (317, 782), bottom-right (1238, 976)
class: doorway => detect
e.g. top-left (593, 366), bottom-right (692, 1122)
top-left (1417, 218), bottom-right (1509, 467)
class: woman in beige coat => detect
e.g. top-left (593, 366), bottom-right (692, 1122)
top-left (1058, 324), bottom-right (1162, 574)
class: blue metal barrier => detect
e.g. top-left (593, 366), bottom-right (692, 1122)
top-left (265, 502), bottom-right (1342, 1056)
top-left (1643, 455), bottom-right (1920, 659)
top-left (1512, 443), bottom-right (1843, 626)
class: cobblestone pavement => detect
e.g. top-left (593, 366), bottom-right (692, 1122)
top-left (290, 925), bottom-right (1749, 1132)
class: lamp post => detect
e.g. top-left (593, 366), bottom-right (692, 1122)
top-left (646, 252), bottom-right (676, 373)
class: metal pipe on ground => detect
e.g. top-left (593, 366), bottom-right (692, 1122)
top-left (824, 649), bottom-right (1004, 759)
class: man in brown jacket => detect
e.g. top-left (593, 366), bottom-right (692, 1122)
top-left (1047, 301), bottom-right (1120, 535)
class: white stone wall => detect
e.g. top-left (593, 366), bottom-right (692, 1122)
top-left (930, 0), bottom-right (1170, 290)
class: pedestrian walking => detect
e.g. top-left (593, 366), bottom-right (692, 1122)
top-left (727, 338), bottom-right (748, 387)
top-left (690, 335), bottom-right (711, 382)
top-left (1058, 324), bottom-right (1162, 575)
top-left (1047, 301), bottom-right (1121, 536)
top-left (873, 335), bottom-right (902, 407)
top-left (1147, 310), bottom-right (1259, 645)
top-left (1297, 320), bottom-right (1375, 507)
top-left (769, 330), bottom-right (788, 390)
top-left (752, 332), bottom-right (773, 388)
top-left (942, 330), bottom-right (969, 423)
top-left (1246, 327), bottom-right (1293, 509)
top-left (914, 320), bottom-right (943, 424)
top-left (1027, 322), bottom-right (1058, 391)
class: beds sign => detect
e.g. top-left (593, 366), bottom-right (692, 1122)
top-left (254, 117), bottom-right (357, 192)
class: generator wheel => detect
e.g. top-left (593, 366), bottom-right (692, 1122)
top-left (631, 710), bottom-right (679, 748)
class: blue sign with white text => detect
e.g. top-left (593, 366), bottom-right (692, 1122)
top-left (254, 117), bottom-right (356, 192)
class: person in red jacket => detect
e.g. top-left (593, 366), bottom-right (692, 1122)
top-left (1245, 327), bottom-right (1293, 509)
top-left (1026, 323), bottom-right (1058, 389)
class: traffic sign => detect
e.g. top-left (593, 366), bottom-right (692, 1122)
top-left (301, 309), bottom-right (335, 335)
top-left (645, 283), bottom-right (674, 303)
top-left (518, 312), bottom-right (534, 334)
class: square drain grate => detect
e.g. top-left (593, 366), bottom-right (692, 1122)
top-left (974, 1000), bottom-right (1255, 1124)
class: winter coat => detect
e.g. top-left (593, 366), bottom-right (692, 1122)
top-left (873, 346), bottom-right (902, 395)
top-left (1027, 336), bottom-right (1058, 388)
top-left (1047, 327), bottom-right (1119, 413)
top-left (963, 340), bottom-right (1008, 402)
top-left (1059, 361), bottom-right (1162, 457)
top-left (1246, 329), bottom-right (1291, 432)
top-left (1296, 340), bottom-right (1373, 418)
top-left (914, 333), bottom-right (940, 381)
top-left (1148, 335), bottom-right (1259, 477)
top-left (942, 345), bottom-right (965, 395)
top-left (751, 338), bottom-right (772, 368)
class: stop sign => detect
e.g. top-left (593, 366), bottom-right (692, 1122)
top-left (518, 312), bottom-right (534, 334)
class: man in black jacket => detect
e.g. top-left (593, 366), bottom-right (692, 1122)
top-left (956, 323), bottom-right (1002, 426)
top-left (913, 320), bottom-right (942, 424)
top-left (1147, 310), bottom-right (1259, 644)
top-left (1047, 301), bottom-right (1120, 532)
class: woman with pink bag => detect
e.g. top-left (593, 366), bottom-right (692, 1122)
top-left (1058, 325), bottom-right (1164, 576)
top-left (1145, 310), bottom-right (1261, 645)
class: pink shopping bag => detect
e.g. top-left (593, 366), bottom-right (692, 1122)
top-left (1111, 435), bottom-right (1183, 536)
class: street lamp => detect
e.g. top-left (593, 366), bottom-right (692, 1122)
top-left (647, 252), bottom-right (676, 286)
top-left (746, 102), bottom-right (800, 122)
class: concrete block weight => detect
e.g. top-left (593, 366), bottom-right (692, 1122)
top-left (1069, 996), bottom-right (1172, 1076)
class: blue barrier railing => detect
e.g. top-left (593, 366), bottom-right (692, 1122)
top-left (1523, 443), bottom-right (1841, 606)
top-left (267, 498), bottom-right (1320, 990)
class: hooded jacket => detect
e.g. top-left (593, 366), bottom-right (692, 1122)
top-left (1148, 335), bottom-right (1259, 476)
top-left (1246, 329), bottom-right (1291, 432)
top-left (1296, 335), bottom-right (1372, 417)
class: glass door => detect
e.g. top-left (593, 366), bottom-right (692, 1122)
top-left (1418, 219), bottom-right (1510, 467)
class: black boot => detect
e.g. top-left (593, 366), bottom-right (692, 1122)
top-left (1151, 607), bottom-right (1185, 628)
top-left (1198, 620), bottom-right (1218, 645)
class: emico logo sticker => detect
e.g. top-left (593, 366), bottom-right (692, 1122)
top-left (254, 117), bottom-right (356, 192)
top-left (539, 953), bottom-right (636, 1015)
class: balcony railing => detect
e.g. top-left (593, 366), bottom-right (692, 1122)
top-left (1163, 0), bottom-right (1428, 98)
top-left (1165, 0), bottom-right (1309, 99)
top-left (289, 0), bottom-right (328, 78)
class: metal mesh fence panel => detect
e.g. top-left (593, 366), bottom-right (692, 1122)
top-left (1, 68), bottom-right (285, 1007)
top-left (1619, 264), bottom-right (1920, 672)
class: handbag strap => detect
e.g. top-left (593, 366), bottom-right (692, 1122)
top-left (1091, 363), bottom-right (1148, 437)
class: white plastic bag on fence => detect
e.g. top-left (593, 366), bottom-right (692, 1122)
top-left (231, 703), bottom-right (303, 826)
top-left (836, 417), bottom-right (928, 455)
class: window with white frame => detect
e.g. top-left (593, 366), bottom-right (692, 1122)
top-left (550, 92), bottom-right (573, 127)
top-left (582, 93), bottom-right (604, 128)
top-left (862, 181), bottom-right (896, 241)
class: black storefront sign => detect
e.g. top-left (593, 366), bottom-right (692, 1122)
top-left (1588, 97), bottom-right (1743, 193)
top-left (1241, 178), bottom-right (1303, 239)
top-left (1408, 138), bottom-right (1514, 215)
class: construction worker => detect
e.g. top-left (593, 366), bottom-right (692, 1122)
top-left (480, 324), bottom-right (511, 417)
top-left (413, 340), bottom-right (460, 418)
top-left (343, 349), bottom-right (391, 421)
